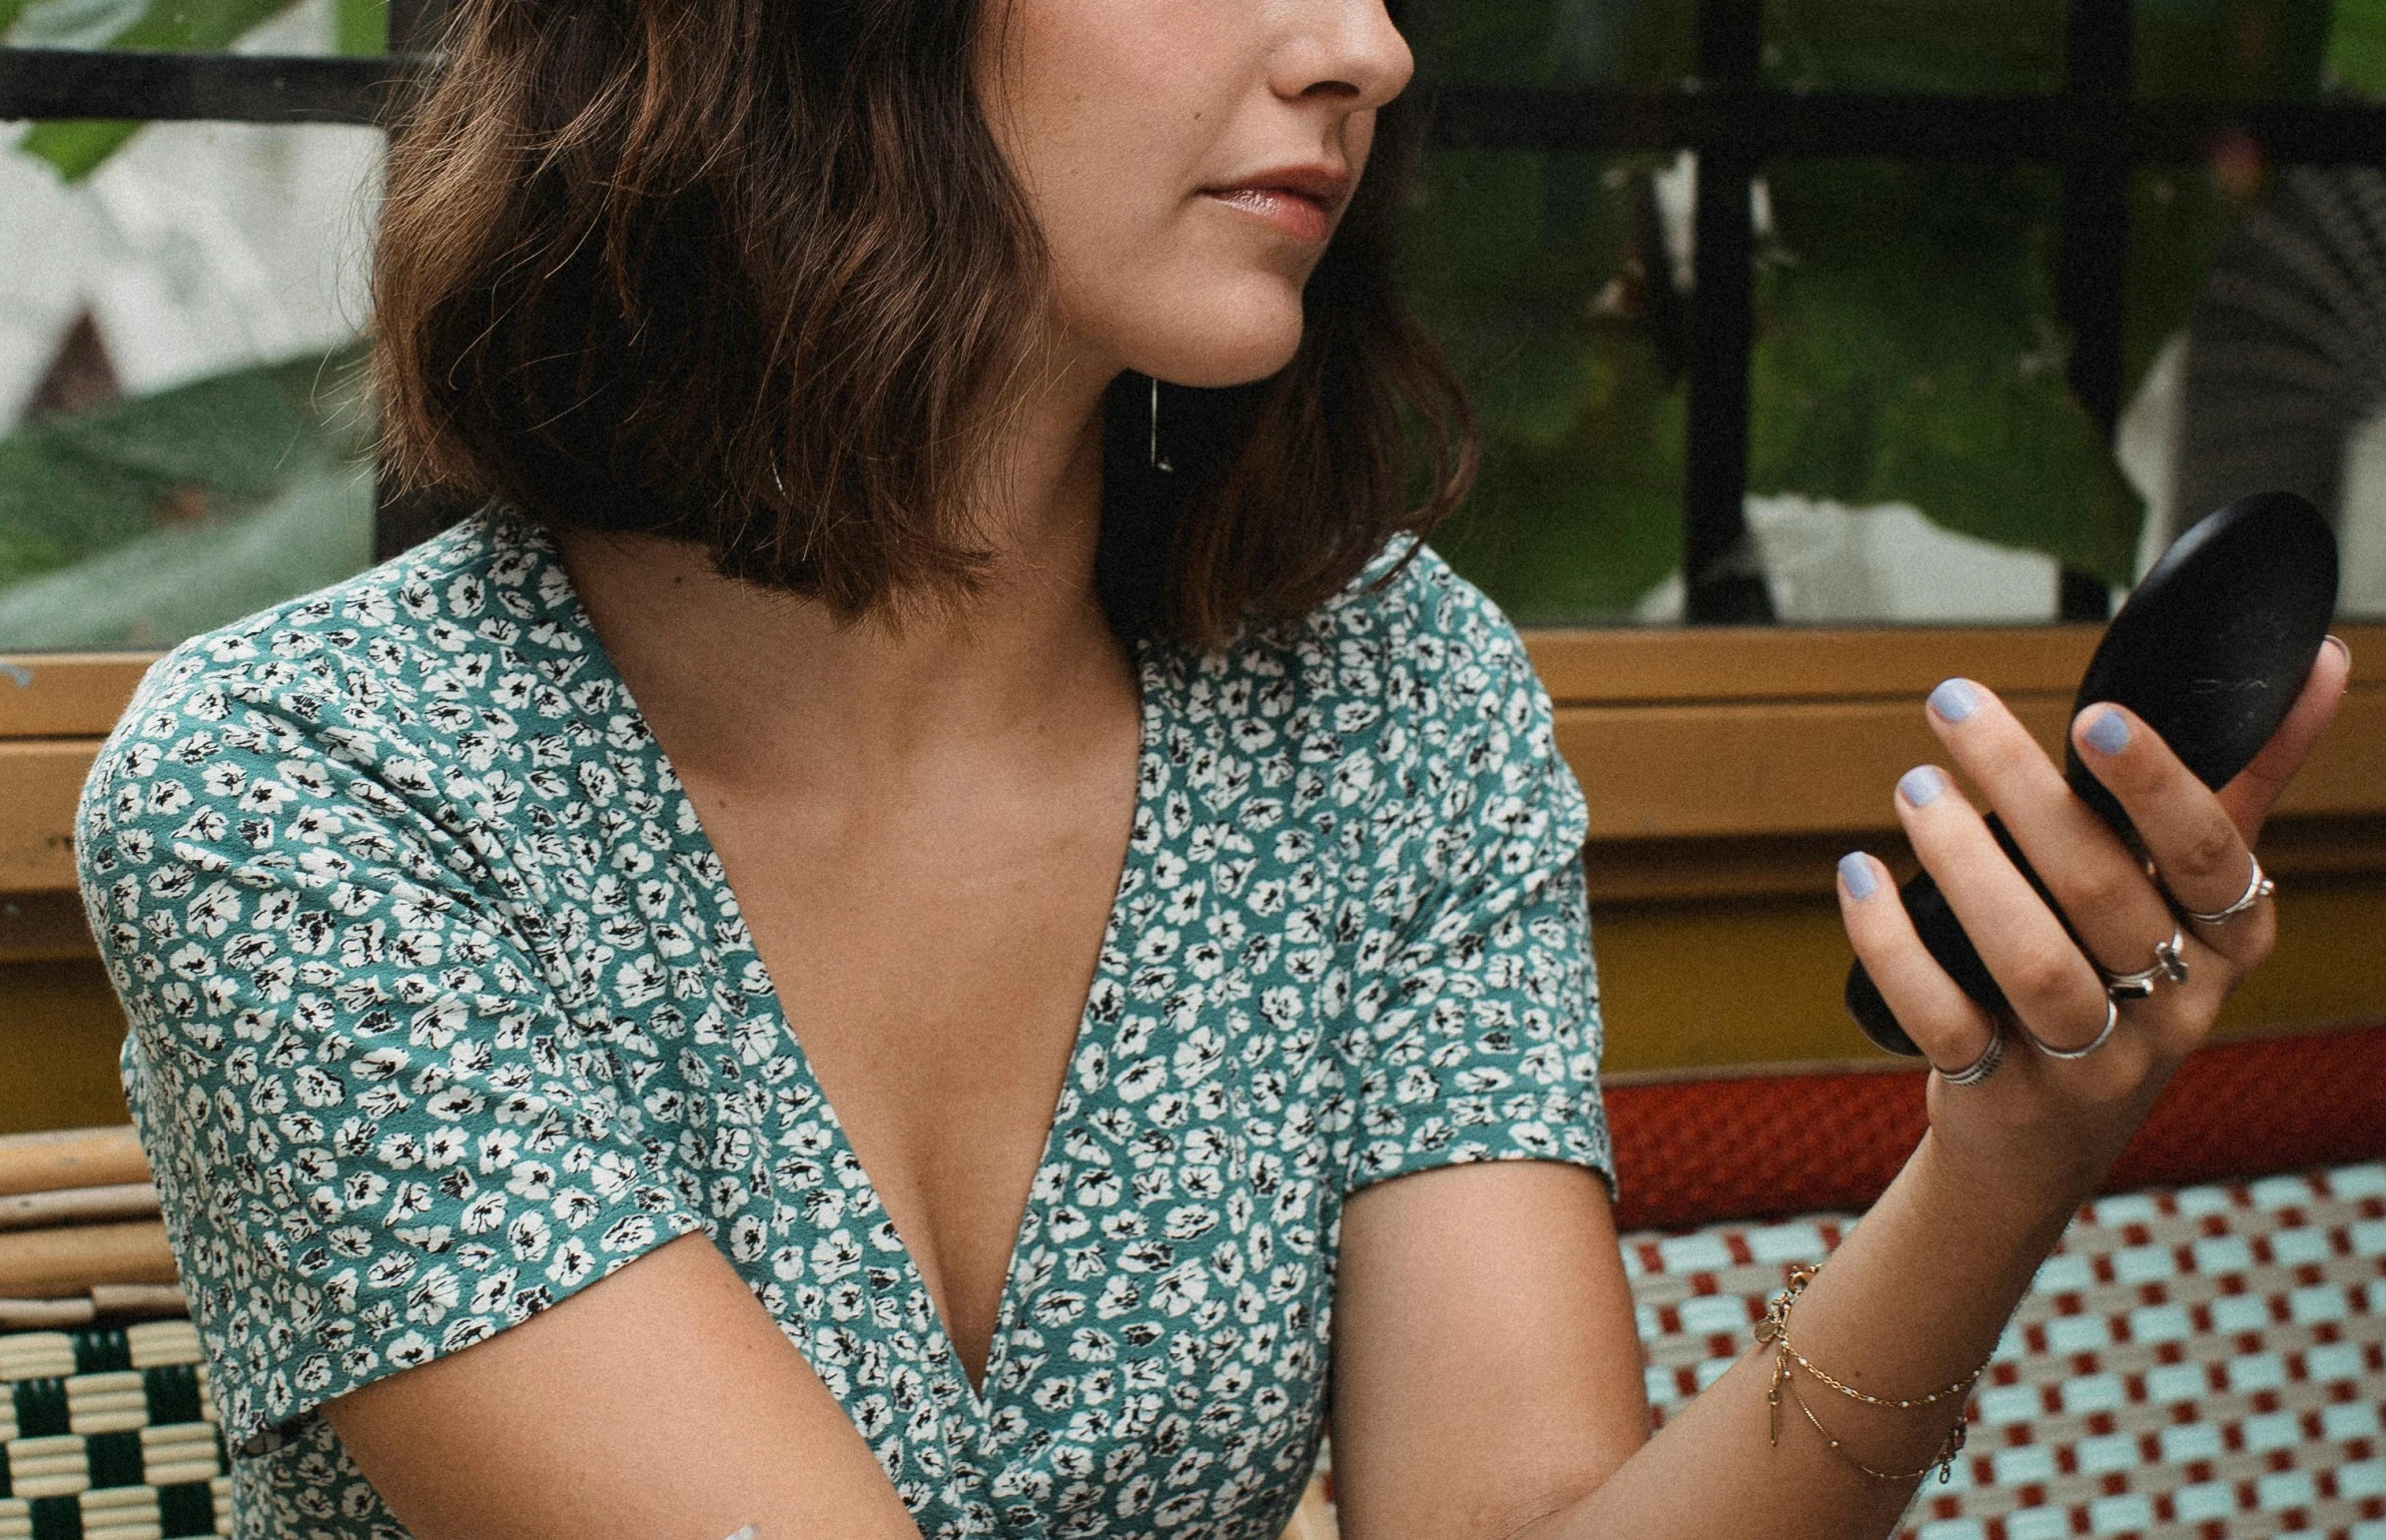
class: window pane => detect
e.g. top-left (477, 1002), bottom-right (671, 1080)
top-left (0, 119), bottom-right (380, 651)
top-left (2132, 0), bottom-right (2331, 101)
top-left (1406, 150), bottom-right (1689, 624)
top-left (1403, 0), bottom-right (1696, 89)
top-left (1735, 157), bottom-right (2113, 624)
top-left (1762, 0), bottom-right (2066, 96)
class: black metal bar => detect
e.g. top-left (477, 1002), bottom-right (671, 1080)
top-left (0, 48), bottom-right (411, 124)
top-left (2053, 0), bottom-right (2131, 621)
top-left (1681, 0), bottom-right (1774, 623)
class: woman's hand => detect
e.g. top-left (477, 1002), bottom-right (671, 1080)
top-left (1838, 639), bottom-right (2352, 1211)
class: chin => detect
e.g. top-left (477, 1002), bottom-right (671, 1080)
top-left (1113, 272), bottom-right (1310, 389)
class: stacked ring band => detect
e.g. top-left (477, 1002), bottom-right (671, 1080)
top-left (2026, 996), bottom-right (2121, 1062)
top-left (2183, 853), bottom-right (2275, 926)
top-left (1941, 1029), bottom-right (2005, 1087)
top-left (2099, 927), bottom-right (2189, 1000)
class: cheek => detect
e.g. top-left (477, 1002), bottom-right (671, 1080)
top-left (991, 2), bottom-right (1310, 383)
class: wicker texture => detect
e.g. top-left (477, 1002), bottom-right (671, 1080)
top-left (0, 1320), bottom-right (227, 1539)
top-left (1626, 1162), bottom-right (2386, 1539)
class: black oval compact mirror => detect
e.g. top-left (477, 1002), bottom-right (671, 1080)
top-left (1847, 490), bottom-right (2340, 1057)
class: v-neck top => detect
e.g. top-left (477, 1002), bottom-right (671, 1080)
top-left (78, 511), bottom-right (1612, 1540)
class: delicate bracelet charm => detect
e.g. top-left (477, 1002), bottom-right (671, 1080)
top-left (1756, 1265), bottom-right (1987, 1485)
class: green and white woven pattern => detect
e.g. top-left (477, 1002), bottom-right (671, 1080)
top-left (0, 1320), bottom-right (228, 1539)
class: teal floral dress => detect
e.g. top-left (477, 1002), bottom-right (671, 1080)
top-left (77, 512), bottom-right (1612, 1540)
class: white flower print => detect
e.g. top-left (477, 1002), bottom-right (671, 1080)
top-left (82, 514), bottom-right (1606, 1540)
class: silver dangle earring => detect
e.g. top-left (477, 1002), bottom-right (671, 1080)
top-left (1150, 376), bottom-right (1174, 474)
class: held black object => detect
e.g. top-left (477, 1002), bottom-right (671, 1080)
top-left (1847, 492), bottom-right (2341, 1057)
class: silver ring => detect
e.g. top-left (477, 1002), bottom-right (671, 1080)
top-left (2098, 927), bottom-right (2190, 1000)
top-left (2026, 996), bottom-right (2121, 1061)
top-left (2182, 854), bottom-right (2275, 926)
top-left (1940, 1029), bottom-right (2005, 1087)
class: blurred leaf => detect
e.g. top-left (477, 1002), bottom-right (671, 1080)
top-left (0, 342), bottom-right (371, 599)
top-left (1428, 333), bottom-right (1688, 619)
top-left (13, 0), bottom-right (309, 179)
top-left (1404, 145), bottom-right (1687, 618)
top-left (15, 120), bottom-right (142, 181)
top-left (1405, 0), bottom-right (1693, 88)
top-left (2329, 0), bottom-right (2386, 95)
top-left (1749, 161), bottom-right (2145, 583)
top-left (0, 462), bottom-right (373, 650)
top-left (2134, 0), bottom-right (2333, 101)
top-left (335, 0), bottom-right (386, 54)
top-left (0, 0), bottom-right (26, 32)
top-left (1766, 0), bottom-right (2067, 94)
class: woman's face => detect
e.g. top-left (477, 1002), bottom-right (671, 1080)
top-left (980, 0), bottom-right (1413, 389)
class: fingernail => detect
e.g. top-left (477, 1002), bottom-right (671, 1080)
top-left (2325, 634), bottom-right (2351, 668)
top-left (1899, 766), bottom-right (1947, 808)
top-left (1928, 678), bottom-right (1980, 724)
top-left (2084, 708), bottom-right (2131, 756)
top-left (1839, 851), bottom-right (1879, 900)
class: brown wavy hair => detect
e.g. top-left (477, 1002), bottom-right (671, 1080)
top-left (373, 0), bottom-right (1476, 644)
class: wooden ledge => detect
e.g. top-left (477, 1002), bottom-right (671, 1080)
top-left (7, 623), bottom-right (2385, 903)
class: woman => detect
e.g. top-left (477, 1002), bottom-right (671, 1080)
top-left (75, 1), bottom-right (2348, 1536)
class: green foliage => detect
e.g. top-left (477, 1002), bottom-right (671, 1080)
top-left (1765, 0), bottom-right (2067, 94)
top-left (10, 0), bottom-right (388, 180)
top-left (0, 345), bottom-right (374, 640)
top-left (0, 461), bottom-right (373, 649)
top-left (1404, 0), bottom-right (2344, 618)
top-left (2330, 0), bottom-right (2386, 95)
top-left (2135, 0), bottom-right (2332, 100)
top-left (1404, 0), bottom-right (1695, 87)
top-left (1749, 161), bottom-right (2142, 583)
top-left (335, 0), bottom-right (384, 54)
top-left (1399, 146), bottom-right (1689, 618)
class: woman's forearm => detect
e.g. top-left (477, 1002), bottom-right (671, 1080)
top-left (1528, 1134), bottom-right (2082, 1540)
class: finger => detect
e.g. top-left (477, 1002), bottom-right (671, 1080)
top-left (1896, 764), bottom-right (2112, 1054)
top-left (1836, 850), bottom-right (1999, 1078)
top-left (2073, 703), bottom-right (2275, 974)
top-left (1924, 678), bottom-right (2177, 984)
top-left (2214, 637), bottom-right (2352, 843)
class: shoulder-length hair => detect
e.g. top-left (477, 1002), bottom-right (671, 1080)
top-left (373, 0), bottom-right (1476, 645)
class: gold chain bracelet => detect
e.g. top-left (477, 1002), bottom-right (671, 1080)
top-left (1754, 1264), bottom-right (1988, 1485)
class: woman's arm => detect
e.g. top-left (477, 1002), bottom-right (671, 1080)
top-left (325, 1232), bottom-right (923, 1540)
top-left (1331, 643), bottom-right (2351, 1540)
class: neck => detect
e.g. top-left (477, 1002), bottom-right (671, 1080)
top-left (557, 349), bottom-right (1131, 791)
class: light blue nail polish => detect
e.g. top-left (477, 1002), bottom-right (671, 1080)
top-left (2086, 709), bottom-right (2131, 756)
top-left (1929, 678), bottom-right (1980, 724)
top-left (1900, 766), bottom-right (1946, 807)
top-left (1839, 852), bottom-right (1879, 900)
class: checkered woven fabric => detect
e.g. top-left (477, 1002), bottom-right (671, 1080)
top-left (0, 1319), bottom-right (228, 1539)
top-left (1627, 1161), bottom-right (2386, 1540)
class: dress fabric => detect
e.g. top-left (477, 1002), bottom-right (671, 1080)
top-left (76, 512), bottom-right (1613, 1540)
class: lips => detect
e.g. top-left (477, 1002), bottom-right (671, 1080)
top-left (1199, 166), bottom-right (1354, 245)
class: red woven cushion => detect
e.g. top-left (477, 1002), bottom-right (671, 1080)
top-left (1606, 1025), bottom-right (2386, 1232)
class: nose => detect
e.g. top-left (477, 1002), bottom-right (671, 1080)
top-left (1271, 0), bottom-right (1415, 112)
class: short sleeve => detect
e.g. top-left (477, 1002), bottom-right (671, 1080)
top-left (77, 666), bottom-right (708, 1446)
top-left (1340, 595), bottom-right (1614, 1198)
